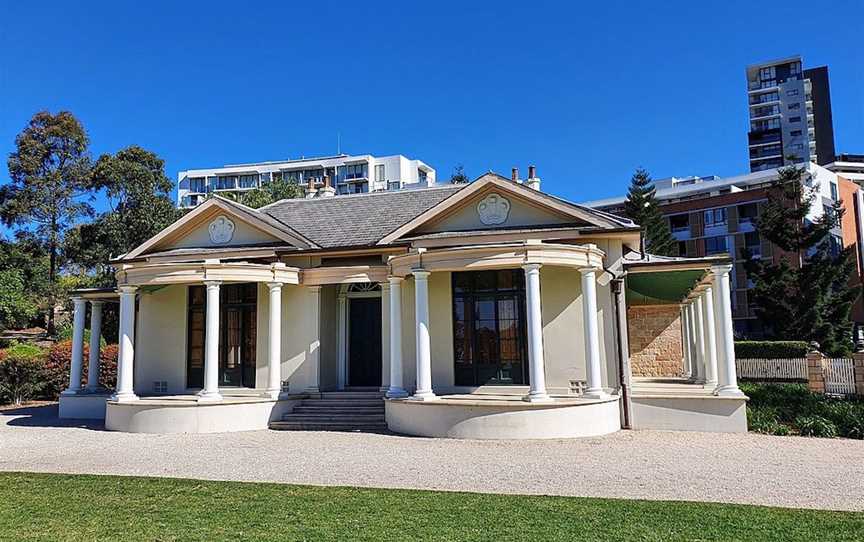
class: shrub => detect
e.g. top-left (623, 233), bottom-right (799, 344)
top-left (43, 340), bottom-right (118, 399)
top-left (0, 348), bottom-right (46, 405)
top-left (747, 407), bottom-right (787, 435)
top-left (795, 415), bottom-right (838, 438)
top-left (734, 341), bottom-right (809, 359)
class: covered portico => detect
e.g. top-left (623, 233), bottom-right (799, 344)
top-left (383, 241), bottom-right (623, 439)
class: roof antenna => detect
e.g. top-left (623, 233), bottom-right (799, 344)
top-left (337, 132), bottom-right (341, 155)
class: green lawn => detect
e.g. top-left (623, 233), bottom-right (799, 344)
top-left (0, 473), bottom-right (861, 541)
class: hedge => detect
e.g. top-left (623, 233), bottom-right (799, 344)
top-left (734, 341), bottom-right (809, 359)
top-left (43, 340), bottom-right (118, 399)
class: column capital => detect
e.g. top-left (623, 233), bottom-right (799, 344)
top-left (266, 281), bottom-right (283, 290)
top-left (71, 296), bottom-right (87, 306)
top-left (411, 268), bottom-right (430, 280)
top-left (578, 266), bottom-right (600, 276)
top-left (307, 285), bottom-right (322, 293)
top-left (522, 263), bottom-right (542, 273)
top-left (710, 263), bottom-right (733, 277)
top-left (203, 280), bottom-right (222, 288)
top-left (118, 285), bottom-right (138, 295)
top-left (387, 276), bottom-right (404, 285)
top-left (89, 299), bottom-right (105, 307)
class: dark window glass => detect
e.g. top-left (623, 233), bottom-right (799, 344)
top-left (451, 270), bottom-right (528, 386)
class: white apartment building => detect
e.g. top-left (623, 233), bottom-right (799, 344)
top-left (177, 154), bottom-right (436, 208)
top-left (746, 55), bottom-right (836, 172)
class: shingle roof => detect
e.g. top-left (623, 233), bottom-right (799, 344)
top-left (261, 185), bottom-right (465, 248)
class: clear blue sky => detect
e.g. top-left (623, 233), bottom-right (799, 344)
top-left (1, 0), bottom-right (862, 210)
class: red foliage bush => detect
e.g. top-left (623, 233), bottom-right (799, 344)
top-left (43, 340), bottom-right (118, 399)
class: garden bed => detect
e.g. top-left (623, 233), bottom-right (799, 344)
top-left (742, 382), bottom-right (864, 439)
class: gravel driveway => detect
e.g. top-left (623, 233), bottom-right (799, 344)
top-left (1, 404), bottom-right (862, 511)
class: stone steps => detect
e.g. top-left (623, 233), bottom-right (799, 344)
top-left (270, 391), bottom-right (386, 432)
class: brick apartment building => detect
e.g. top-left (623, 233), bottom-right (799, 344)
top-left (586, 163), bottom-right (864, 337)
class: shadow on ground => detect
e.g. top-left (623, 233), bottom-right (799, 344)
top-left (0, 404), bottom-right (105, 430)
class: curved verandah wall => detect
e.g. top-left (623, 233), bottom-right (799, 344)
top-left (382, 241), bottom-right (625, 438)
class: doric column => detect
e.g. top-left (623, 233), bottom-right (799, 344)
top-left (305, 286), bottom-right (322, 393)
top-left (411, 269), bottom-right (437, 400)
top-left (62, 297), bottom-right (87, 396)
top-left (266, 282), bottom-right (283, 399)
top-left (692, 294), bottom-right (706, 384)
top-left (86, 300), bottom-right (104, 392)
top-left (198, 280), bottom-right (222, 402)
top-left (523, 264), bottom-right (552, 402)
top-left (701, 288), bottom-right (719, 388)
top-left (336, 290), bottom-right (347, 390)
top-left (111, 286), bottom-right (138, 402)
top-left (711, 264), bottom-right (744, 396)
top-left (386, 277), bottom-right (408, 398)
top-left (380, 281), bottom-right (391, 392)
top-left (681, 304), bottom-right (692, 378)
top-left (581, 267), bottom-right (608, 399)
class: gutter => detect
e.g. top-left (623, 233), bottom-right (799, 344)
top-left (610, 276), bottom-right (633, 429)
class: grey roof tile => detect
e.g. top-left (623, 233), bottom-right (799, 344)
top-left (260, 185), bottom-right (464, 248)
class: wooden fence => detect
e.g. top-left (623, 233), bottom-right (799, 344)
top-left (736, 358), bottom-right (807, 381)
top-left (824, 358), bottom-right (857, 395)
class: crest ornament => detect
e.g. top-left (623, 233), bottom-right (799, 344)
top-left (208, 215), bottom-right (235, 244)
top-left (476, 193), bottom-right (511, 226)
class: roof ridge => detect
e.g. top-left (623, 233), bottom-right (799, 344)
top-left (261, 184), bottom-right (464, 208)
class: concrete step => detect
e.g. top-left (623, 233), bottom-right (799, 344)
top-left (292, 407), bottom-right (384, 415)
top-left (318, 392), bottom-right (384, 399)
top-left (302, 399), bottom-right (384, 407)
top-left (281, 414), bottom-right (385, 423)
top-left (270, 421), bottom-right (388, 432)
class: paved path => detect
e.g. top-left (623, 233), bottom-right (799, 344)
top-left (1, 404), bottom-right (862, 511)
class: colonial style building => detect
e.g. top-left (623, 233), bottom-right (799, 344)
top-left (60, 169), bottom-right (747, 438)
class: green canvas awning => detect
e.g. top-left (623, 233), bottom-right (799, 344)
top-left (625, 269), bottom-right (706, 306)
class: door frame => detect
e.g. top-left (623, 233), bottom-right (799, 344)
top-left (337, 283), bottom-right (383, 390)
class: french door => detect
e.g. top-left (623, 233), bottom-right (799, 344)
top-left (187, 283), bottom-right (257, 389)
top-left (452, 270), bottom-right (529, 386)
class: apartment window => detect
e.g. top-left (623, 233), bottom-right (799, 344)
top-left (786, 89), bottom-right (799, 96)
top-left (259, 172), bottom-right (271, 185)
top-left (418, 169), bottom-right (428, 183)
top-left (744, 231), bottom-right (761, 258)
top-left (375, 164), bottom-right (385, 182)
top-left (790, 129), bottom-right (802, 137)
top-left (738, 203), bottom-right (758, 223)
top-left (751, 118), bottom-right (780, 131)
top-left (830, 181), bottom-right (839, 201)
top-left (669, 214), bottom-right (689, 232)
top-left (677, 241), bottom-right (687, 257)
top-left (790, 62), bottom-right (801, 75)
top-left (704, 208), bottom-right (727, 227)
top-left (213, 176), bottom-right (237, 190)
top-left (759, 66), bottom-right (775, 80)
top-left (238, 174), bottom-right (257, 189)
top-left (188, 177), bottom-right (206, 193)
top-left (388, 181), bottom-right (401, 191)
top-left (789, 116), bottom-right (801, 123)
top-left (705, 236), bottom-right (728, 255)
top-left (345, 164), bottom-right (367, 180)
top-left (788, 103), bottom-right (800, 110)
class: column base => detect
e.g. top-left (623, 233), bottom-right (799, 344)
top-left (385, 387), bottom-right (409, 399)
top-left (583, 388), bottom-right (611, 400)
top-left (523, 391), bottom-right (554, 403)
top-left (409, 390), bottom-right (438, 401)
top-left (60, 388), bottom-right (83, 397)
top-left (713, 385), bottom-right (745, 397)
top-left (197, 390), bottom-right (223, 403)
top-left (263, 389), bottom-right (282, 400)
top-left (702, 380), bottom-right (718, 390)
top-left (110, 391), bottom-right (139, 403)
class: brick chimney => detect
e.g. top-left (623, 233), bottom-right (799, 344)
top-left (318, 174), bottom-right (336, 197)
top-left (511, 167), bottom-right (521, 183)
top-left (525, 165), bottom-right (541, 191)
top-left (305, 177), bottom-right (317, 199)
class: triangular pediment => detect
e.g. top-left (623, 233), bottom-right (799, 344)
top-left (123, 197), bottom-right (315, 260)
top-left (378, 173), bottom-right (629, 244)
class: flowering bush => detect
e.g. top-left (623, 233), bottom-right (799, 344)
top-left (43, 340), bottom-right (118, 399)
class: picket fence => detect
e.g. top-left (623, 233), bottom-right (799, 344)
top-left (735, 358), bottom-right (807, 381)
top-left (824, 358), bottom-right (857, 395)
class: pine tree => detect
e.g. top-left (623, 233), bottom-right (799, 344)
top-left (744, 164), bottom-right (859, 355)
top-left (623, 168), bottom-right (677, 256)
